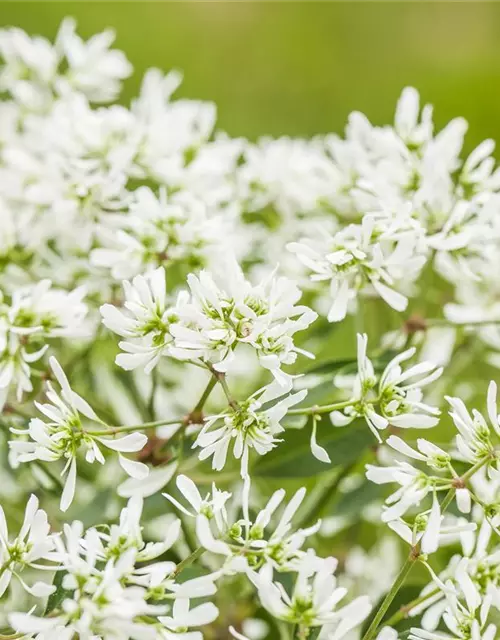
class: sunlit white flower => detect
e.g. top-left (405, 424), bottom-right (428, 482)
top-left (170, 257), bottom-right (316, 383)
top-left (331, 334), bottom-right (441, 441)
top-left (193, 382), bottom-right (307, 475)
top-left (9, 356), bottom-right (148, 511)
top-left (164, 474), bottom-right (232, 556)
top-left (249, 553), bottom-right (371, 634)
top-left (288, 215), bottom-right (427, 322)
top-left (0, 495), bottom-right (58, 598)
top-left (158, 599), bottom-right (219, 639)
top-left (101, 267), bottom-right (182, 373)
top-left (92, 187), bottom-right (234, 280)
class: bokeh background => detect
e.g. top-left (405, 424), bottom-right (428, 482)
top-left (2, 4), bottom-right (500, 636)
top-left (2, 2), bottom-right (500, 152)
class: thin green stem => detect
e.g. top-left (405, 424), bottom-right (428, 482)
top-left (365, 453), bottom-right (493, 639)
top-left (287, 399), bottom-right (354, 416)
top-left (193, 376), bottom-right (218, 414)
top-left (427, 318), bottom-right (500, 328)
top-left (383, 587), bottom-right (440, 627)
top-left (439, 487), bottom-right (456, 513)
top-left (170, 546), bottom-right (205, 578)
top-left (213, 371), bottom-right (239, 411)
top-left (89, 417), bottom-right (183, 437)
top-left (147, 369), bottom-right (159, 420)
top-left (462, 454), bottom-right (492, 481)
top-left (362, 551), bottom-right (417, 640)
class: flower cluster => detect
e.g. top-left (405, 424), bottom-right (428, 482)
top-left (330, 333), bottom-right (442, 441)
top-left (9, 357), bottom-right (148, 511)
top-left (3, 19), bottom-right (500, 640)
top-left (0, 280), bottom-right (87, 410)
top-left (102, 261), bottom-right (317, 386)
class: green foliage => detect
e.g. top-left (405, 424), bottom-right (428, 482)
top-left (45, 570), bottom-right (73, 615)
top-left (256, 420), bottom-right (373, 478)
top-left (1, 3), bottom-right (500, 154)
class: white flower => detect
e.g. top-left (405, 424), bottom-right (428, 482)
top-left (288, 215), bottom-right (427, 322)
top-left (233, 481), bottom-right (321, 571)
top-left (409, 559), bottom-right (496, 640)
top-left (250, 553), bottom-right (371, 633)
top-left (101, 267), bottom-right (182, 373)
top-left (0, 19), bottom-right (131, 110)
top-left (365, 458), bottom-right (434, 523)
top-left (9, 549), bottom-right (161, 640)
top-left (158, 599), bottom-right (219, 639)
top-left (386, 435), bottom-right (451, 471)
top-left (193, 382), bottom-right (307, 476)
top-left (163, 474), bottom-right (232, 556)
top-left (170, 257), bottom-right (316, 382)
top-left (92, 186), bottom-right (234, 280)
top-left (446, 382), bottom-right (499, 468)
top-left (55, 18), bottom-right (132, 102)
top-left (388, 493), bottom-right (476, 556)
top-left (95, 496), bottom-right (181, 563)
top-left (331, 334), bottom-right (441, 441)
top-left (9, 356), bottom-right (148, 511)
top-left (0, 495), bottom-right (58, 598)
top-left (7, 279), bottom-right (87, 339)
top-left (238, 136), bottom-right (335, 218)
top-left (0, 280), bottom-right (88, 408)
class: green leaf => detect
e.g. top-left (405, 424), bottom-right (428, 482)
top-left (255, 420), bottom-right (373, 478)
top-left (304, 356), bottom-right (358, 377)
top-left (45, 570), bottom-right (73, 615)
top-left (334, 478), bottom-right (383, 518)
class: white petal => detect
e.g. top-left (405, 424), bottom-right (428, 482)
top-left (118, 454), bottom-right (149, 479)
top-left (97, 432), bottom-right (147, 452)
top-left (310, 419), bottom-right (331, 464)
top-left (60, 457), bottom-right (77, 512)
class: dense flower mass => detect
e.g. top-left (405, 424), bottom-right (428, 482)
top-left (1, 19), bottom-right (500, 640)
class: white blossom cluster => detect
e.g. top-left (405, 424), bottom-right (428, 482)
top-left (2, 19), bottom-right (500, 640)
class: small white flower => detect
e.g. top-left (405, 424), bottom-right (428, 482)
top-left (249, 553), bottom-right (371, 632)
top-left (158, 599), bottom-right (219, 639)
top-left (288, 215), bottom-right (427, 322)
top-left (0, 280), bottom-right (88, 408)
top-left (55, 18), bottom-right (132, 103)
top-left (170, 257), bottom-right (316, 383)
top-left (92, 187), bottom-right (234, 280)
top-left (194, 382), bottom-right (307, 476)
top-left (101, 267), bottom-right (181, 373)
top-left (9, 357), bottom-right (148, 511)
top-left (0, 495), bottom-right (58, 598)
top-left (409, 559), bottom-right (496, 640)
top-left (164, 474), bottom-right (232, 556)
top-left (234, 481), bottom-right (321, 571)
top-left (331, 334), bottom-right (441, 441)
top-left (446, 382), bottom-right (499, 468)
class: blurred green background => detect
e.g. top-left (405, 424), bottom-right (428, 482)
top-left (2, 1), bottom-right (500, 151)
